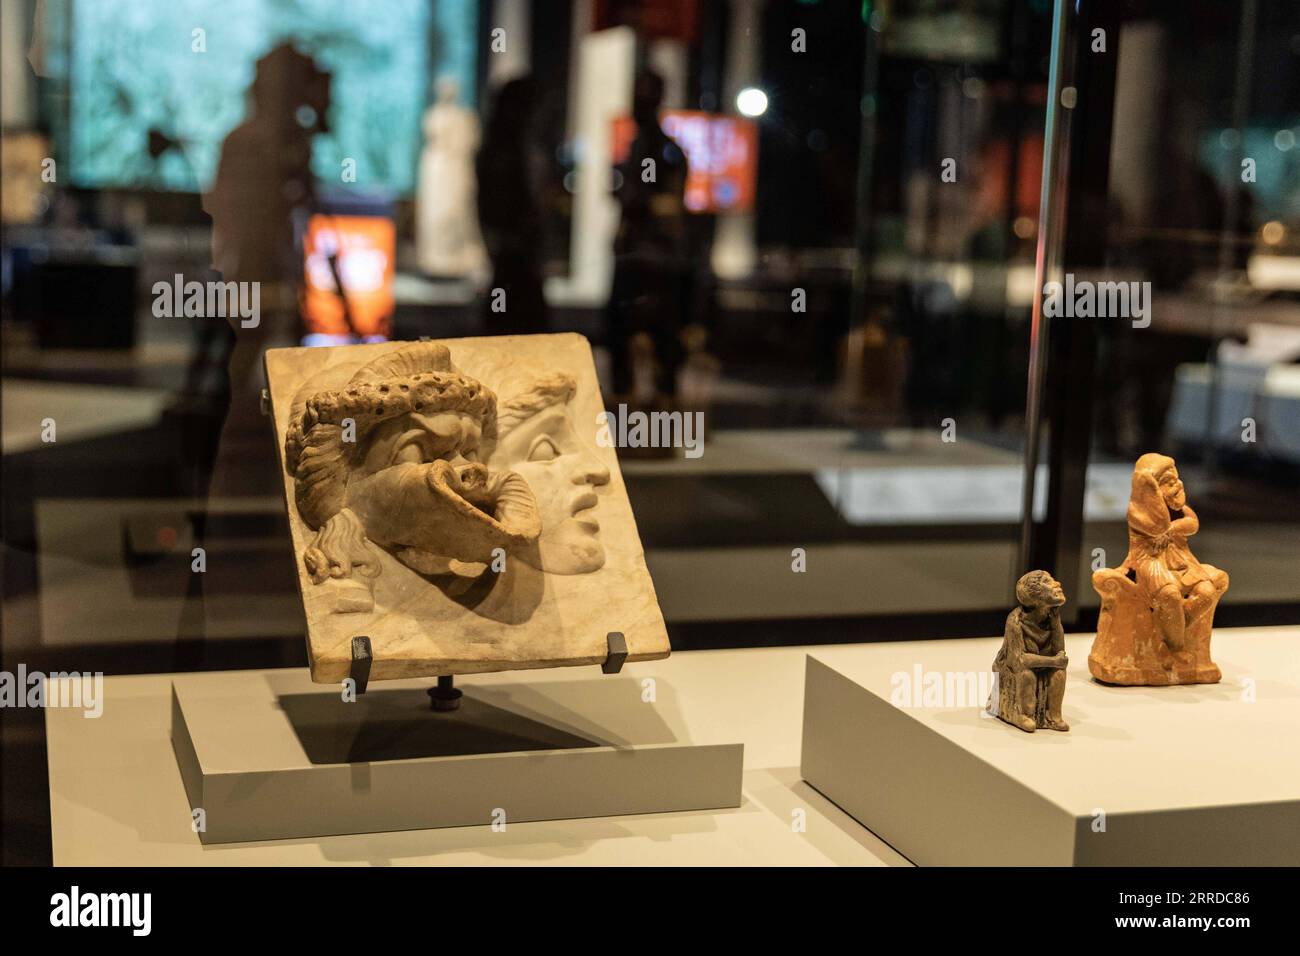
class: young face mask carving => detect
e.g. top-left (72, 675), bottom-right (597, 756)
top-left (488, 372), bottom-right (611, 575)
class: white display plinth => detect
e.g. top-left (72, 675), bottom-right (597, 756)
top-left (172, 669), bottom-right (742, 844)
top-left (46, 651), bottom-right (910, 866)
top-left (800, 630), bottom-right (1300, 866)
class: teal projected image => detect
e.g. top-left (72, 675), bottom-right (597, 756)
top-left (70, 0), bottom-right (477, 194)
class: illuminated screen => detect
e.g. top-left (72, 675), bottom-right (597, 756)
top-left (302, 213), bottom-right (395, 342)
top-left (612, 111), bottom-right (759, 213)
top-left (69, 0), bottom-right (477, 194)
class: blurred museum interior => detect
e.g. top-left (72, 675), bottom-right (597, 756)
top-left (2, 0), bottom-right (1299, 862)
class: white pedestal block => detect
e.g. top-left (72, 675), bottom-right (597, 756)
top-left (800, 631), bottom-right (1300, 866)
top-left (172, 669), bottom-right (742, 844)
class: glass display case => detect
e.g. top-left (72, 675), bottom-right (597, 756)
top-left (2, 0), bottom-right (1298, 870)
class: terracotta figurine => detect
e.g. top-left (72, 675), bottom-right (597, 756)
top-left (988, 570), bottom-right (1070, 733)
top-left (1089, 453), bottom-right (1228, 685)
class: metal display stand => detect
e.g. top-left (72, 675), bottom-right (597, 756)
top-left (348, 632), bottom-right (630, 710)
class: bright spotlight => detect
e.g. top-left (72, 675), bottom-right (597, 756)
top-left (736, 87), bottom-right (768, 118)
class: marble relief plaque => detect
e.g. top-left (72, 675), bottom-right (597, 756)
top-left (265, 334), bottom-right (671, 682)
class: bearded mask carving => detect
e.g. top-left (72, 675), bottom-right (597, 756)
top-left (284, 342), bottom-right (542, 611)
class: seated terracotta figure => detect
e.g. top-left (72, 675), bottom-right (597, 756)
top-left (1089, 453), bottom-right (1228, 685)
top-left (988, 570), bottom-right (1070, 733)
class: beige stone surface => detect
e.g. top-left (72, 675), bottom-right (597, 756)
top-left (265, 334), bottom-right (670, 682)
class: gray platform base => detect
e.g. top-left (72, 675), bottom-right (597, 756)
top-left (171, 670), bottom-right (743, 844)
top-left (800, 638), bottom-right (1300, 866)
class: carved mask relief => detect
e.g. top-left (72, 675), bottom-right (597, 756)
top-left (268, 334), bottom-right (670, 682)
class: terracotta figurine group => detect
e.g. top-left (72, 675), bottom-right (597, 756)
top-left (988, 453), bottom-right (1228, 734)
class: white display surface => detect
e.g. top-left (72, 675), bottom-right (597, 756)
top-left (801, 628), bottom-right (1300, 865)
top-left (47, 628), bottom-right (1298, 865)
top-left (46, 647), bottom-right (909, 866)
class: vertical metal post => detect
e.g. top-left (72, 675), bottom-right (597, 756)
top-left (1018, 0), bottom-right (1074, 583)
top-left (1019, 1), bottom-right (1122, 622)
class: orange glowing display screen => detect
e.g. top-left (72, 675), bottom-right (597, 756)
top-left (301, 214), bottom-right (395, 341)
top-left (611, 111), bottom-right (758, 213)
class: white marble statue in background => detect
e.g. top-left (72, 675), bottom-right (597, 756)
top-left (416, 77), bottom-right (487, 276)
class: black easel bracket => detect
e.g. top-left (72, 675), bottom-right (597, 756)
top-left (602, 632), bottom-right (628, 674)
top-left (353, 634), bottom-right (626, 704)
top-left (349, 636), bottom-right (373, 696)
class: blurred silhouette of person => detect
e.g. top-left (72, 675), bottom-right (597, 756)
top-left (477, 77), bottom-right (548, 333)
top-left (208, 43), bottom-right (329, 288)
top-left (184, 43), bottom-right (331, 661)
top-left (201, 42), bottom-right (331, 498)
top-left (606, 69), bottom-right (689, 400)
